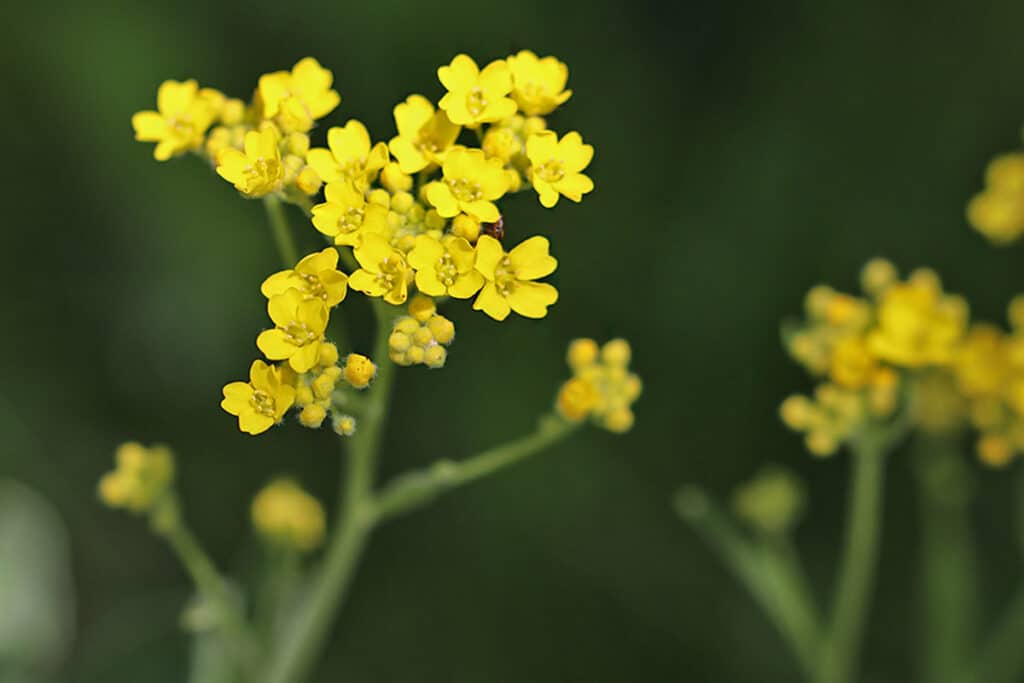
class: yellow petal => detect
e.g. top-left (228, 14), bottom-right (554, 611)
top-left (261, 270), bottom-right (297, 298)
top-left (296, 247), bottom-right (338, 275)
top-left (507, 282), bottom-right (558, 318)
top-left (449, 270), bottom-right (484, 299)
top-left (555, 173), bottom-right (594, 201)
top-left (328, 120), bottom-right (371, 163)
top-left (257, 329), bottom-right (298, 360)
top-left (474, 235), bottom-right (505, 278)
top-left (426, 182), bottom-right (459, 218)
top-left (509, 236), bottom-right (557, 280)
top-left (132, 111), bottom-right (167, 141)
top-left (307, 148), bottom-right (342, 182)
top-left (267, 289), bottom-right (302, 326)
top-left (438, 54), bottom-right (479, 91)
top-left (289, 342), bottom-right (321, 373)
top-left (473, 282), bottom-right (511, 321)
top-left (239, 412), bottom-right (276, 435)
top-left (157, 79), bottom-right (197, 115)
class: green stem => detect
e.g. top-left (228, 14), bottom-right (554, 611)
top-left (674, 488), bottom-right (821, 679)
top-left (155, 501), bottom-right (261, 672)
top-left (817, 432), bottom-right (888, 683)
top-left (262, 300), bottom-right (397, 683)
top-left (263, 195), bottom-right (299, 267)
top-left (913, 435), bottom-right (976, 683)
top-left (373, 414), bottom-right (579, 523)
top-left (966, 584), bottom-right (1024, 683)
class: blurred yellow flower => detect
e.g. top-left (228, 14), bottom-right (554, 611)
top-left (967, 153), bottom-right (1024, 244)
top-left (251, 479), bottom-right (326, 552)
top-left (867, 272), bottom-right (967, 368)
top-left (556, 338), bottom-right (642, 432)
top-left (98, 442), bottom-right (176, 512)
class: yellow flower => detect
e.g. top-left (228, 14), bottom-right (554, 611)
top-left (349, 233), bottom-right (413, 305)
top-left (257, 57), bottom-right (340, 133)
top-left (311, 181), bottom-right (390, 246)
top-left (98, 442), bottom-right (175, 512)
top-left (955, 324), bottom-right (1008, 398)
top-left (256, 289), bottom-right (329, 372)
top-left (261, 248), bottom-right (348, 306)
top-left (437, 54), bottom-right (517, 127)
top-left (506, 50), bottom-right (572, 115)
top-left (967, 153), bottom-right (1024, 245)
top-left (472, 235), bottom-right (558, 320)
top-left (526, 131), bottom-right (594, 208)
top-left (221, 360), bottom-right (297, 435)
top-left (407, 234), bottom-right (484, 298)
top-left (306, 120), bottom-right (389, 191)
top-left (132, 79), bottom-right (217, 161)
top-left (557, 377), bottom-right (599, 421)
top-left (215, 127), bottom-right (284, 197)
top-left (388, 95), bottom-right (461, 173)
top-left (829, 336), bottom-right (876, 389)
top-left (251, 479), bottom-right (326, 552)
top-left (867, 274), bottom-right (967, 368)
top-left (425, 147), bottom-right (508, 222)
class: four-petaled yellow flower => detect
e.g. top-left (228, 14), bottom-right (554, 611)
top-left (215, 127), bottom-right (284, 197)
top-left (311, 181), bottom-right (389, 246)
top-left (132, 79), bottom-right (217, 161)
top-left (473, 235), bottom-right (558, 320)
top-left (257, 289), bottom-right (329, 372)
top-left (507, 50), bottom-right (572, 116)
top-left (437, 54), bottom-right (517, 127)
top-left (349, 233), bottom-right (413, 305)
top-left (407, 234), bottom-right (484, 298)
top-left (261, 248), bottom-right (348, 307)
top-left (388, 95), bottom-right (462, 174)
top-left (527, 131), bottom-right (594, 208)
top-left (306, 120), bottom-right (389, 191)
top-left (426, 147), bottom-right (508, 222)
top-left (257, 57), bottom-right (340, 133)
top-left (221, 360), bottom-right (297, 435)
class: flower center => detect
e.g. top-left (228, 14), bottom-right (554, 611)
top-left (250, 389), bottom-right (276, 417)
top-left (283, 321), bottom-right (317, 346)
top-left (435, 253), bottom-right (459, 287)
top-left (375, 257), bottom-right (406, 295)
top-left (300, 273), bottom-right (327, 300)
top-left (466, 87), bottom-right (488, 117)
top-left (494, 256), bottom-right (518, 297)
top-left (447, 177), bottom-right (482, 202)
top-left (339, 206), bottom-right (365, 233)
top-left (536, 159), bottom-right (565, 183)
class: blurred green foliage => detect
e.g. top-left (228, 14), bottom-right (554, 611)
top-left (4, 0), bottom-right (1024, 680)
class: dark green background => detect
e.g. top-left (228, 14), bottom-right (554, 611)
top-left (4, 0), bottom-right (1024, 680)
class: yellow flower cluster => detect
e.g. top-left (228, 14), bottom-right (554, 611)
top-left (132, 58), bottom-right (336, 200)
top-left (556, 338), bottom-right (642, 433)
top-left (967, 152), bottom-right (1024, 244)
top-left (133, 53), bottom-right (601, 434)
top-left (98, 442), bottom-right (175, 513)
top-left (388, 295), bottom-right (455, 368)
top-left (781, 259), bottom-right (984, 457)
top-left (221, 247), bottom-right (375, 435)
top-left (949, 297), bottom-right (1024, 467)
top-left (251, 478), bottom-right (326, 552)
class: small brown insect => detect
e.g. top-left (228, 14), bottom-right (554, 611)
top-left (481, 215), bottom-right (505, 241)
